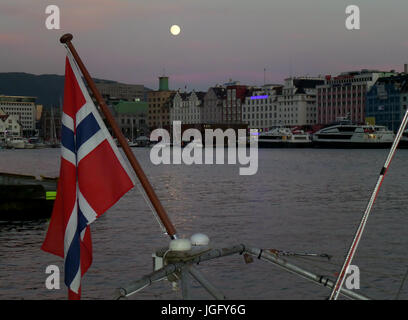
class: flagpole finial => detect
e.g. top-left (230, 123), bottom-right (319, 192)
top-left (60, 33), bottom-right (73, 44)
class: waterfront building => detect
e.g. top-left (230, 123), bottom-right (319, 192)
top-left (242, 77), bottom-right (323, 131)
top-left (242, 85), bottom-right (281, 130)
top-left (202, 86), bottom-right (226, 124)
top-left (317, 70), bottom-right (396, 125)
top-left (366, 74), bottom-right (408, 131)
top-left (95, 81), bottom-right (146, 102)
top-left (170, 91), bottom-right (206, 124)
top-left (112, 100), bottom-right (149, 138)
top-left (0, 114), bottom-right (21, 137)
top-left (147, 76), bottom-right (176, 129)
top-left (0, 95), bottom-right (37, 136)
top-left (223, 84), bottom-right (248, 124)
top-left (279, 77), bottom-right (323, 126)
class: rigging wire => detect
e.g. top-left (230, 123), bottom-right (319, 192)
top-left (329, 107), bottom-right (408, 300)
top-left (289, 254), bottom-right (408, 298)
top-left (395, 266), bottom-right (408, 300)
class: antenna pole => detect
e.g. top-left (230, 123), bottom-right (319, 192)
top-left (264, 68), bottom-right (266, 85)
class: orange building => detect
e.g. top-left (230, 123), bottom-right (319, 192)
top-left (147, 76), bottom-right (176, 129)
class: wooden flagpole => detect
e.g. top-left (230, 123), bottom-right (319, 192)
top-left (60, 33), bottom-right (178, 239)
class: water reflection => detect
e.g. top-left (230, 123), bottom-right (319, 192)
top-left (0, 148), bottom-right (408, 299)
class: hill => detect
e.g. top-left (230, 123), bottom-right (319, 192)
top-left (0, 73), bottom-right (148, 108)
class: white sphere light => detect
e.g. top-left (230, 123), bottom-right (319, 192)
top-left (170, 25), bottom-right (181, 36)
top-left (190, 233), bottom-right (210, 246)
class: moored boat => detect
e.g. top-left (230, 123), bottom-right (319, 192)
top-left (312, 122), bottom-right (395, 148)
top-left (5, 137), bottom-right (25, 149)
top-left (258, 127), bottom-right (312, 148)
top-left (0, 172), bottom-right (57, 221)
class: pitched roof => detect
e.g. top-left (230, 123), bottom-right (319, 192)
top-left (211, 87), bottom-right (227, 99)
top-left (178, 92), bottom-right (189, 100)
top-left (375, 74), bottom-right (408, 93)
top-left (195, 91), bottom-right (206, 100)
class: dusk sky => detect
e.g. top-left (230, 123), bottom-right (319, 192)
top-left (1, 0), bottom-right (408, 90)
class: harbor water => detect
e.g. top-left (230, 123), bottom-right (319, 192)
top-left (1, 147), bottom-right (408, 300)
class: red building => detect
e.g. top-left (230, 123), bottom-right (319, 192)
top-left (223, 85), bottom-right (248, 124)
top-left (316, 70), bottom-right (394, 125)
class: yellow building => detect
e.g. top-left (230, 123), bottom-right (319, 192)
top-left (147, 77), bottom-right (176, 129)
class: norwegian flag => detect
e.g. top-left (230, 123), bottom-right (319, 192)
top-left (41, 52), bottom-right (135, 299)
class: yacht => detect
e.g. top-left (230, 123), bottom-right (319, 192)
top-left (312, 123), bottom-right (395, 148)
top-left (24, 139), bottom-right (35, 149)
top-left (258, 127), bottom-right (312, 148)
top-left (5, 137), bottom-right (25, 149)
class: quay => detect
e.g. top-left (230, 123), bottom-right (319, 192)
top-left (0, 172), bottom-right (57, 221)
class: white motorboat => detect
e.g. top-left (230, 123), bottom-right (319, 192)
top-left (312, 123), bottom-right (395, 148)
top-left (258, 127), bottom-right (312, 148)
top-left (5, 137), bottom-right (25, 149)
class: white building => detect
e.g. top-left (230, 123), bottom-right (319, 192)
top-left (0, 114), bottom-right (22, 137)
top-left (242, 77), bottom-right (324, 130)
top-left (0, 95), bottom-right (37, 135)
top-left (170, 91), bottom-right (206, 124)
top-left (242, 85), bottom-right (282, 130)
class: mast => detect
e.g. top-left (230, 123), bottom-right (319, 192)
top-left (131, 119), bottom-right (134, 142)
top-left (50, 106), bottom-right (56, 143)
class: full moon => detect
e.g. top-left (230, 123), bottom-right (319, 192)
top-left (170, 25), bottom-right (181, 36)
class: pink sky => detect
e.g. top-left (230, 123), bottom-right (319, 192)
top-left (0, 0), bottom-right (407, 90)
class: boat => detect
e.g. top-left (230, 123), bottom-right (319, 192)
top-left (0, 172), bottom-right (57, 221)
top-left (28, 137), bottom-right (47, 149)
top-left (128, 141), bottom-right (138, 147)
top-left (135, 136), bottom-right (151, 147)
top-left (46, 106), bottom-right (61, 148)
top-left (258, 127), bottom-right (312, 148)
top-left (23, 138), bottom-right (35, 149)
top-left (5, 137), bottom-right (26, 149)
top-left (128, 121), bottom-right (138, 147)
top-left (312, 122), bottom-right (395, 148)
